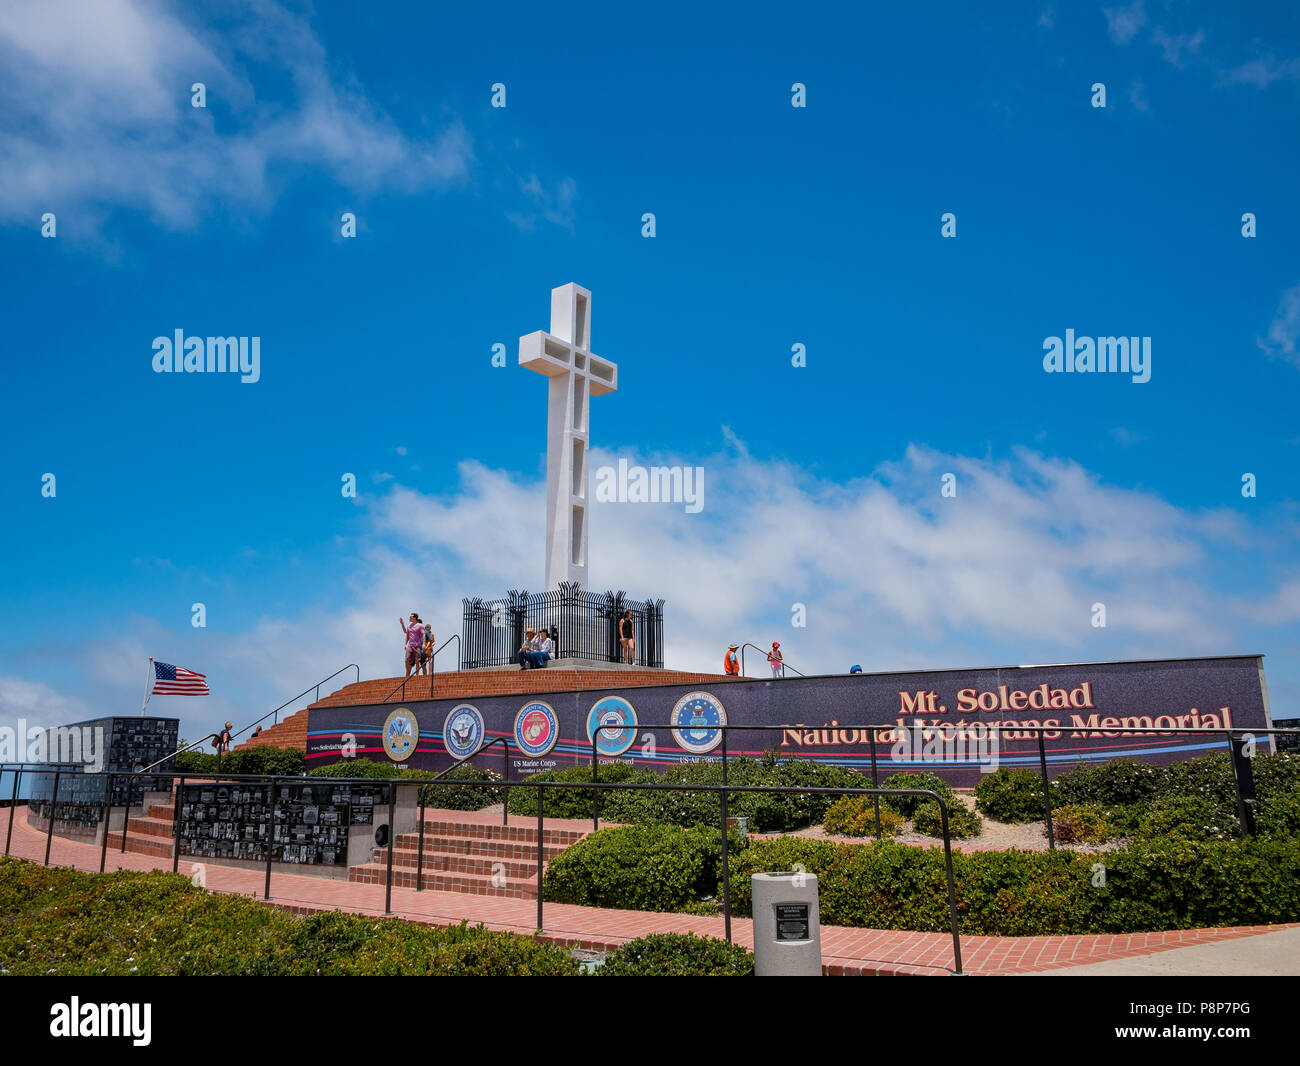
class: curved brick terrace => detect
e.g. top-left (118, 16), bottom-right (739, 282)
top-left (4, 804), bottom-right (1291, 976)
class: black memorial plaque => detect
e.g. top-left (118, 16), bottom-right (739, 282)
top-left (775, 903), bottom-right (810, 941)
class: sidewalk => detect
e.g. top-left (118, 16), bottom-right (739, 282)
top-left (3, 806), bottom-right (1293, 976)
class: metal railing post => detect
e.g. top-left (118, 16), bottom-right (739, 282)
top-left (44, 770), bottom-right (60, 866)
top-left (535, 784), bottom-right (544, 931)
top-left (99, 773), bottom-right (114, 872)
top-left (120, 777), bottom-right (132, 854)
top-left (4, 768), bottom-right (19, 856)
top-left (384, 785), bottom-right (396, 915)
top-left (591, 732), bottom-right (599, 833)
top-left (1037, 731), bottom-right (1055, 849)
top-left (501, 741), bottom-right (509, 828)
top-left (720, 785), bottom-right (732, 943)
top-left (869, 728), bottom-right (882, 840)
top-left (171, 775), bottom-right (185, 873)
top-left (416, 787), bottom-right (426, 891)
top-left (264, 778), bottom-right (277, 900)
top-left (937, 799), bottom-right (964, 975)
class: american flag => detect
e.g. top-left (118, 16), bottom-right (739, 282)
top-left (152, 661), bottom-right (210, 696)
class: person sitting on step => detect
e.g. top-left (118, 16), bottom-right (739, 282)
top-left (517, 628), bottom-right (539, 670)
top-left (527, 628), bottom-right (554, 669)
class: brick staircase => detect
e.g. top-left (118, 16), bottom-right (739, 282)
top-left (347, 813), bottom-right (588, 898)
top-left (110, 794), bottom-right (589, 899)
top-left (117, 795), bottom-right (180, 859)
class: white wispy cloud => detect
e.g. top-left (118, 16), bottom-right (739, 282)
top-left (1102, 1), bottom-right (1147, 45)
top-left (7, 441), bottom-right (1292, 740)
top-left (1258, 283), bottom-right (1300, 368)
top-left (0, 0), bottom-right (473, 232)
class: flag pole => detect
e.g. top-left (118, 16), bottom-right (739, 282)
top-left (140, 657), bottom-right (154, 717)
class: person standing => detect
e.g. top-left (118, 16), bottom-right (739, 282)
top-left (217, 721), bottom-right (233, 755)
top-left (419, 621), bottom-right (435, 676)
top-left (767, 641), bottom-right (784, 678)
top-left (399, 613), bottom-right (425, 678)
top-left (723, 643), bottom-right (740, 675)
top-left (619, 609), bottom-right (635, 665)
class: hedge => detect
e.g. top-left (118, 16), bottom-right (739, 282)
top-left (598, 933), bottom-right (753, 976)
top-left (306, 759), bottom-right (502, 811)
top-left (542, 824), bottom-right (732, 913)
top-left (0, 857), bottom-right (578, 976)
top-left (174, 745), bottom-right (305, 776)
top-left (545, 824), bottom-right (1300, 935)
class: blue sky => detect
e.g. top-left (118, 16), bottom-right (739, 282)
top-left (0, 0), bottom-right (1297, 742)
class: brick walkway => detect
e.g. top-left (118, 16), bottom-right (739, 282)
top-left (2, 805), bottom-right (1289, 976)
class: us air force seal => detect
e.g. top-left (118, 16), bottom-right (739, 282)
top-left (670, 691), bottom-right (727, 754)
top-left (443, 704), bottom-right (485, 760)
top-left (585, 696), bottom-right (638, 758)
top-left (514, 701), bottom-right (559, 758)
top-left (382, 707), bottom-right (419, 762)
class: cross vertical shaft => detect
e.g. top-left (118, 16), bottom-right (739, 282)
top-left (519, 283), bottom-right (618, 592)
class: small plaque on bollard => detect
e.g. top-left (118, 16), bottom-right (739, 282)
top-left (776, 903), bottom-right (810, 941)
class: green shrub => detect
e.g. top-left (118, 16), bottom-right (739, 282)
top-left (1161, 753), bottom-right (1235, 807)
top-left (913, 800), bottom-right (982, 840)
top-left (507, 762), bottom-right (655, 820)
top-left (1257, 788), bottom-right (1300, 839)
top-left (1135, 795), bottom-right (1239, 842)
top-left (876, 771), bottom-right (959, 817)
top-left (1055, 759), bottom-right (1166, 808)
top-left (419, 765), bottom-right (504, 811)
top-left (974, 767), bottom-right (1052, 822)
top-left (0, 857), bottom-right (579, 976)
top-left (822, 795), bottom-right (904, 837)
top-left (542, 824), bottom-right (740, 912)
top-left (599, 933), bottom-right (753, 976)
top-left (598, 755), bottom-right (871, 832)
top-left (1253, 752), bottom-right (1300, 802)
top-left (1048, 803), bottom-right (1113, 844)
top-left (175, 745), bottom-right (306, 776)
top-left (306, 759), bottom-right (502, 811)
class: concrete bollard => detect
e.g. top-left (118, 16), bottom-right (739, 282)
top-left (751, 871), bottom-right (822, 976)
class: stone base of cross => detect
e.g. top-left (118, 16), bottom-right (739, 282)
top-left (519, 283), bottom-right (618, 593)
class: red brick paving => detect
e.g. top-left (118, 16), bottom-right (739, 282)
top-left (5, 804), bottom-right (1291, 976)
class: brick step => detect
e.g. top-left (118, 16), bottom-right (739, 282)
top-left (126, 815), bottom-right (176, 840)
top-left (392, 833), bottom-right (569, 861)
top-left (347, 862), bottom-right (537, 898)
top-left (414, 820), bottom-right (584, 846)
top-left (115, 831), bottom-right (175, 860)
top-left (371, 849), bottom-right (540, 879)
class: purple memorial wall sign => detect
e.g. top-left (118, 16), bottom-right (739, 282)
top-left (305, 655), bottom-right (1271, 787)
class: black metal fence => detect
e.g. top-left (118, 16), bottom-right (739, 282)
top-left (461, 582), bottom-right (665, 668)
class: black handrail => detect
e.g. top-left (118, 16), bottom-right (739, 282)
top-left (739, 641), bottom-right (806, 677)
top-left (430, 634), bottom-right (460, 675)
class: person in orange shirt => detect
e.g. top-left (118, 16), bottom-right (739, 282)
top-left (723, 643), bottom-right (740, 675)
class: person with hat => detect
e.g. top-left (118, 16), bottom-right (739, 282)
top-left (767, 641), bottom-right (784, 678)
top-left (723, 643), bottom-right (740, 675)
top-left (517, 628), bottom-right (539, 670)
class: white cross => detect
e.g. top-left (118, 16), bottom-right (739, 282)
top-left (519, 283), bottom-right (618, 592)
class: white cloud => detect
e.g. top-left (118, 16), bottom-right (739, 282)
top-left (0, 0), bottom-right (473, 232)
top-left (1102, 1), bottom-right (1146, 45)
top-left (0, 676), bottom-right (93, 733)
top-left (1151, 26), bottom-right (1205, 67)
top-left (1216, 55), bottom-right (1300, 89)
top-left (506, 173), bottom-right (577, 232)
top-left (1258, 283), bottom-right (1300, 368)
top-left (6, 442), bottom-right (1290, 732)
